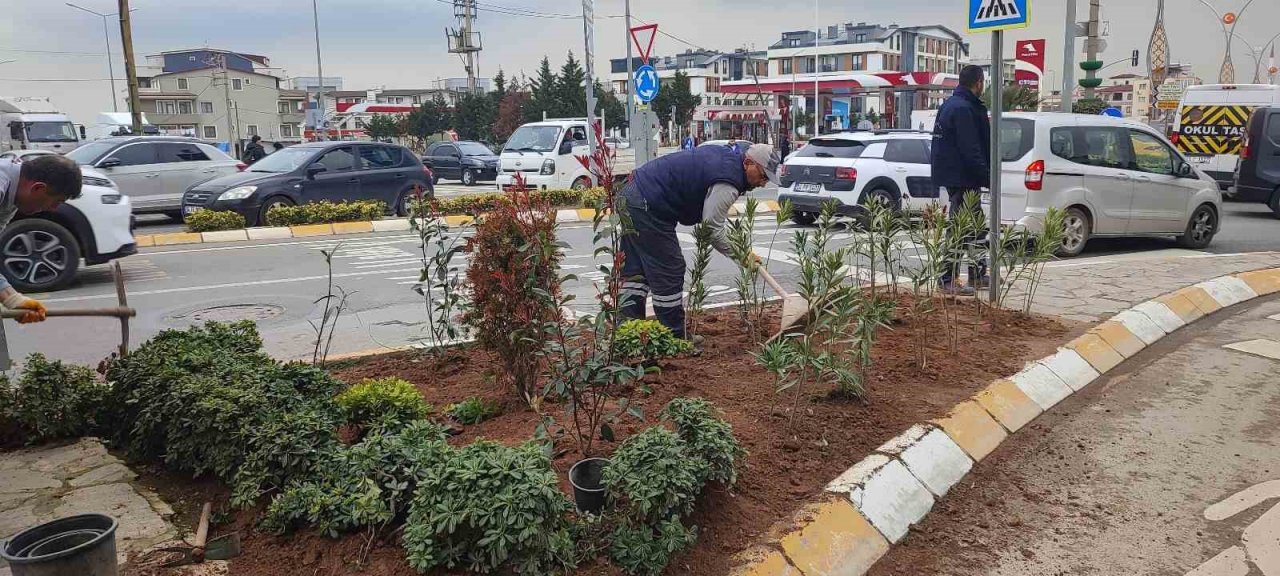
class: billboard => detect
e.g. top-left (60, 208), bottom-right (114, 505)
top-left (1014, 39), bottom-right (1046, 89)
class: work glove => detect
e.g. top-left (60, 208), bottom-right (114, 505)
top-left (3, 292), bottom-right (47, 324)
top-left (746, 252), bottom-right (764, 272)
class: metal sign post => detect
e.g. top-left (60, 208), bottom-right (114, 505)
top-left (629, 23), bottom-right (659, 166)
top-left (968, 0), bottom-right (1029, 305)
top-left (581, 0), bottom-right (598, 186)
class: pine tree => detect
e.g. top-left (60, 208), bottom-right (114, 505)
top-left (526, 57), bottom-right (559, 122)
top-left (594, 81), bottom-right (625, 132)
top-left (556, 51), bottom-right (587, 119)
top-left (492, 69), bottom-right (507, 96)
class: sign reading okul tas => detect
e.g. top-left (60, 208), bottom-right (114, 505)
top-left (1014, 39), bottom-right (1045, 89)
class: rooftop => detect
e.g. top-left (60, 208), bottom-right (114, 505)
top-left (768, 22), bottom-right (965, 50)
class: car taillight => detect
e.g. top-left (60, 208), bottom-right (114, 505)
top-left (1169, 133), bottom-right (1180, 145)
top-left (778, 165), bottom-right (788, 177)
top-left (836, 167), bottom-right (857, 180)
top-left (235, 162), bottom-right (247, 172)
top-left (1242, 136), bottom-right (1252, 160)
top-left (1025, 159), bottom-right (1045, 191)
top-left (423, 165), bottom-right (434, 179)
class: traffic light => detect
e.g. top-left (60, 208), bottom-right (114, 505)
top-left (1131, 49), bottom-right (1140, 67)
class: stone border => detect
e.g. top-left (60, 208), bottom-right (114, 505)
top-left (732, 266), bottom-right (1280, 576)
top-left (134, 201), bottom-right (785, 248)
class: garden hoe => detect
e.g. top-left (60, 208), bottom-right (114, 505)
top-left (153, 502), bottom-right (242, 567)
top-left (757, 267), bottom-right (812, 342)
top-left (0, 262), bottom-right (135, 368)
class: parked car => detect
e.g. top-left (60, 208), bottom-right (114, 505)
top-left (1000, 113), bottom-right (1221, 256)
top-left (777, 131), bottom-right (936, 225)
top-left (1234, 106), bottom-right (1280, 217)
top-left (64, 136), bottom-right (242, 217)
top-left (422, 140), bottom-right (498, 186)
top-left (182, 141), bottom-right (432, 226)
top-left (1171, 84), bottom-right (1280, 191)
top-left (698, 139), bottom-right (753, 149)
top-left (0, 150), bottom-right (136, 291)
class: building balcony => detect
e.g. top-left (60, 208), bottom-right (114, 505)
top-left (147, 113), bottom-right (205, 125)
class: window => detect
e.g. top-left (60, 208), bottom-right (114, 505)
top-left (200, 101), bottom-right (214, 114)
top-left (436, 144), bottom-right (459, 157)
top-left (179, 124), bottom-right (196, 136)
top-left (159, 143), bottom-right (211, 163)
top-left (278, 101), bottom-right (292, 114)
top-left (820, 55), bottom-right (838, 72)
top-left (1269, 112), bottom-right (1280, 143)
top-left (1051, 126), bottom-right (1130, 169)
top-left (138, 78), bottom-right (152, 88)
top-left (780, 59), bottom-right (793, 75)
top-left (792, 138), bottom-right (866, 159)
top-left (1128, 130), bottom-right (1175, 175)
top-left (359, 145), bottom-right (399, 169)
top-left (202, 125), bottom-right (217, 139)
top-left (158, 100), bottom-right (177, 114)
top-left (354, 118), bottom-right (367, 129)
top-left (317, 146), bottom-right (356, 171)
top-left (1000, 118), bottom-right (1036, 161)
top-left (103, 143), bottom-right (156, 167)
top-left (884, 139), bottom-right (930, 164)
top-left (232, 78), bottom-right (243, 91)
top-left (855, 33), bottom-right (867, 42)
top-left (280, 124), bottom-right (296, 138)
top-left (177, 78), bottom-right (189, 90)
top-left (178, 101), bottom-right (192, 114)
top-left (246, 125), bottom-right (259, 137)
top-left (804, 57), bottom-right (815, 73)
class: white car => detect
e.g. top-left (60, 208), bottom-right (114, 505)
top-left (64, 136), bottom-right (242, 217)
top-left (998, 113), bottom-right (1222, 257)
top-left (0, 149), bottom-right (136, 291)
top-left (777, 131), bottom-right (935, 225)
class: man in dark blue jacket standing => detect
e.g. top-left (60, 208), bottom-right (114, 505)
top-left (931, 64), bottom-right (991, 295)
top-left (619, 143), bottom-right (779, 338)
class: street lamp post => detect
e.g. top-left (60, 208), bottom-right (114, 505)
top-left (1196, 0), bottom-right (1256, 84)
top-left (66, 2), bottom-right (119, 112)
top-left (1231, 31), bottom-right (1280, 84)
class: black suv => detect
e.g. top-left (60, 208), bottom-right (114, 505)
top-left (421, 140), bottom-right (498, 186)
top-left (1236, 106), bottom-right (1280, 217)
top-left (182, 141), bottom-right (432, 225)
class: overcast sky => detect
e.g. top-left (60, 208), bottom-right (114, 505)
top-left (3, 0), bottom-right (1279, 124)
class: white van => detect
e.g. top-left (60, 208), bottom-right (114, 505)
top-left (998, 113), bottom-right (1222, 257)
top-left (1171, 84), bottom-right (1280, 192)
top-left (495, 119), bottom-right (635, 191)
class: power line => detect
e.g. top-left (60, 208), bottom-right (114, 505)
top-left (0, 77), bottom-right (123, 82)
top-left (0, 48), bottom-right (104, 56)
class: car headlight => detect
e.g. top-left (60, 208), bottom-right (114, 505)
top-left (83, 175), bottom-right (116, 189)
top-left (540, 158), bottom-right (555, 175)
top-left (100, 194), bottom-right (123, 204)
top-left (218, 185), bottom-right (258, 200)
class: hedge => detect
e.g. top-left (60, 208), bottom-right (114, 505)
top-left (265, 200), bottom-right (386, 227)
top-left (185, 210), bottom-right (247, 233)
top-left (433, 187), bottom-right (605, 215)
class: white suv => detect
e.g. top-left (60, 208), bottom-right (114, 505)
top-left (997, 113), bottom-right (1222, 256)
top-left (777, 131), bottom-right (936, 225)
top-left (0, 149), bottom-right (136, 291)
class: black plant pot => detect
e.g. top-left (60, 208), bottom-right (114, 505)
top-left (1, 513), bottom-right (118, 576)
top-left (568, 457), bottom-right (609, 514)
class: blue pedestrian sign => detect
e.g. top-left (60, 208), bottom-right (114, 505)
top-left (1102, 107), bottom-right (1124, 118)
top-left (967, 0), bottom-right (1030, 32)
top-left (634, 64), bottom-right (660, 104)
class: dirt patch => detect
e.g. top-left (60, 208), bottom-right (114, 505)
top-left (134, 298), bottom-right (1075, 576)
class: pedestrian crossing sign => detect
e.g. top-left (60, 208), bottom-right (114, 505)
top-left (968, 0), bottom-right (1030, 32)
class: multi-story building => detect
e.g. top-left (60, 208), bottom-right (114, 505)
top-left (609, 49), bottom-right (770, 142)
top-left (1100, 73), bottom-right (1153, 120)
top-left (134, 49), bottom-right (306, 151)
top-left (970, 57), bottom-right (1018, 86)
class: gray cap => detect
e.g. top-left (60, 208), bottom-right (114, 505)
top-left (744, 143), bottom-right (781, 186)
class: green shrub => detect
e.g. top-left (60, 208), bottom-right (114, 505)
top-left (445, 396), bottom-right (500, 425)
top-left (0, 354), bottom-right (107, 445)
top-left (614, 320), bottom-right (692, 362)
top-left (660, 398), bottom-right (745, 485)
top-left (265, 200), bottom-right (386, 227)
top-left (262, 419), bottom-right (450, 537)
top-left (603, 427), bottom-right (707, 523)
top-left (579, 187), bottom-right (606, 209)
top-left (434, 188), bottom-right (597, 215)
top-left (403, 440), bottom-right (575, 574)
top-left (184, 209), bottom-right (247, 232)
top-left (607, 517), bottom-right (698, 576)
top-left (335, 377), bottom-right (431, 428)
top-left (102, 321), bottom-right (346, 507)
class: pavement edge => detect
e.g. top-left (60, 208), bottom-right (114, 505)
top-left (731, 266), bottom-right (1280, 576)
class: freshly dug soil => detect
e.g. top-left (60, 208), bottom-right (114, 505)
top-left (135, 297), bottom-right (1075, 576)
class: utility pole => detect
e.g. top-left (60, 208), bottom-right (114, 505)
top-left (117, 0), bottom-right (142, 133)
top-left (813, 0), bottom-right (820, 137)
top-left (1061, 0), bottom-right (1077, 112)
top-left (624, 0), bottom-right (633, 140)
top-left (581, 0), bottom-right (598, 186)
top-left (312, 0), bottom-right (326, 140)
top-left (1082, 0), bottom-right (1100, 100)
top-left (220, 55), bottom-right (236, 156)
top-left (446, 0), bottom-right (482, 94)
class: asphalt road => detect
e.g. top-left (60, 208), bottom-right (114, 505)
top-left (869, 295), bottom-right (1280, 576)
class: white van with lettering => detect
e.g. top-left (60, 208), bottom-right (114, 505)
top-left (1171, 84), bottom-right (1280, 192)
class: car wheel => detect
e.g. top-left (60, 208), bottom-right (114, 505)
top-left (395, 188), bottom-right (421, 218)
top-left (1055, 206), bottom-right (1091, 258)
top-left (791, 212), bottom-right (816, 226)
top-left (1176, 204), bottom-right (1217, 249)
top-left (165, 210), bottom-right (184, 222)
top-left (1269, 188), bottom-right (1280, 219)
top-left (257, 196), bottom-right (294, 227)
top-left (461, 169), bottom-right (476, 186)
top-left (571, 177), bottom-right (592, 191)
top-left (0, 219), bottom-right (81, 293)
top-left (863, 188), bottom-right (898, 210)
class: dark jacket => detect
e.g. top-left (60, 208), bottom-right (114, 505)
top-left (243, 142), bottom-right (266, 163)
top-left (931, 87), bottom-right (991, 189)
top-left (631, 145), bottom-right (747, 225)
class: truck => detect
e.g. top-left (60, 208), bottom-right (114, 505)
top-left (0, 97), bottom-right (82, 154)
top-left (86, 112), bottom-right (158, 141)
top-left (1171, 84), bottom-right (1280, 192)
top-left (495, 118), bottom-right (636, 191)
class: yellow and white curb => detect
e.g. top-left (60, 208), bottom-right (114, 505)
top-left (134, 201), bottom-right (781, 248)
top-left (734, 266), bottom-right (1280, 576)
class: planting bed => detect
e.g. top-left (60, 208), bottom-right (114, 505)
top-left (128, 300), bottom-right (1073, 576)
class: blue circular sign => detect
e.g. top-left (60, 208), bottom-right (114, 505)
top-left (1101, 107), bottom-right (1124, 118)
top-left (634, 64), bottom-right (660, 103)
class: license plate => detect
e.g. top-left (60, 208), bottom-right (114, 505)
top-left (183, 206), bottom-right (204, 215)
top-left (793, 182), bottom-right (822, 193)
top-left (1188, 155), bottom-right (1211, 164)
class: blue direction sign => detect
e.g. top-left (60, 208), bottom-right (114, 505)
top-left (967, 0), bottom-right (1030, 32)
top-left (634, 64), bottom-right (660, 104)
top-left (1102, 107), bottom-right (1124, 118)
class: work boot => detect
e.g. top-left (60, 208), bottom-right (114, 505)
top-left (941, 282), bottom-right (976, 297)
top-left (686, 334), bottom-right (705, 356)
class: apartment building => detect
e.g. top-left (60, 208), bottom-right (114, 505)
top-left (134, 49), bottom-right (304, 147)
top-left (1100, 73), bottom-right (1153, 120)
top-left (608, 49), bottom-right (768, 107)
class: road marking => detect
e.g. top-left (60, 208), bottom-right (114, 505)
top-left (42, 267), bottom-right (426, 303)
top-left (1268, 314), bottom-right (1280, 322)
top-left (1223, 339), bottom-right (1280, 361)
top-left (144, 233), bottom-right (422, 255)
top-left (1187, 479), bottom-right (1280, 576)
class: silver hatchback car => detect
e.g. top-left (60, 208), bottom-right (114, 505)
top-left (65, 136), bottom-right (243, 217)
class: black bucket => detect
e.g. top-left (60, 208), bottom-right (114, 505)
top-left (568, 457), bottom-right (610, 514)
top-left (1, 514), bottom-right (119, 576)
